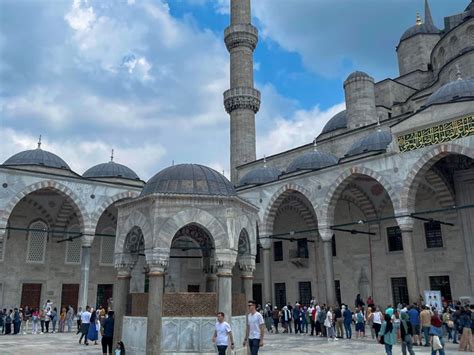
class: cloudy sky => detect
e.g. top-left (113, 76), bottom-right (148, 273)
top-left (0, 0), bottom-right (467, 180)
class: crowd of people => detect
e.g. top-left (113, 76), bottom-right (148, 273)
top-left (258, 294), bottom-right (473, 354)
top-left (0, 300), bottom-right (123, 355)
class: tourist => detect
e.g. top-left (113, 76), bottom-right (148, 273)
top-left (343, 305), bottom-right (352, 339)
top-left (334, 306), bottom-right (343, 338)
top-left (263, 305), bottom-right (272, 333)
top-left (293, 303), bottom-right (301, 334)
top-left (367, 296), bottom-right (375, 309)
top-left (44, 307), bottom-right (51, 333)
top-left (22, 306), bottom-right (31, 334)
top-left (115, 341), bottom-right (125, 355)
top-left (76, 307), bottom-right (83, 334)
top-left (39, 309), bottom-right (45, 334)
top-left (355, 294), bottom-right (365, 309)
top-left (318, 305), bottom-right (326, 337)
top-left (13, 308), bottom-right (21, 335)
top-left (87, 307), bottom-right (99, 345)
top-left (5, 309), bottom-right (12, 335)
top-left (310, 304), bottom-right (317, 336)
top-left (101, 311), bottom-right (115, 355)
top-left (372, 306), bottom-right (383, 339)
top-left (420, 305), bottom-right (432, 346)
top-left (212, 312), bottom-right (234, 355)
top-left (452, 305), bottom-right (461, 344)
top-left (379, 314), bottom-right (396, 355)
top-left (31, 308), bottom-right (40, 335)
top-left (286, 302), bottom-right (293, 333)
top-left (79, 305), bottom-right (91, 345)
top-left (0, 308), bottom-right (5, 334)
top-left (59, 307), bottom-right (66, 332)
top-left (66, 306), bottom-right (74, 332)
top-left (243, 300), bottom-right (264, 355)
top-left (458, 305), bottom-right (473, 351)
top-left (271, 306), bottom-right (280, 334)
top-left (392, 309), bottom-right (401, 341)
top-left (408, 305), bottom-right (421, 346)
top-left (281, 306), bottom-right (290, 333)
top-left (367, 306), bottom-right (375, 339)
top-left (441, 307), bottom-right (452, 341)
top-left (302, 306), bottom-right (310, 334)
top-left (399, 311), bottom-right (415, 355)
top-left (51, 307), bottom-right (58, 333)
top-left (324, 306), bottom-right (337, 341)
top-left (430, 309), bottom-right (445, 355)
top-left (354, 307), bottom-right (365, 339)
top-left (385, 304), bottom-right (394, 317)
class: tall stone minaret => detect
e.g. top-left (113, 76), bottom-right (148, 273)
top-left (224, 0), bottom-right (260, 184)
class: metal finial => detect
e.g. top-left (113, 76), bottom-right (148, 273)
top-left (313, 138), bottom-right (318, 151)
top-left (377, 117), bottom-right (382, 132)
top-left (37, 135), bottom-right (42, 149)
top-left (416, 12), bottom-right (422, 26)
top-left (263, 155), bottom-right (267, 168)
top-left (110, 149), bottom-right (114, 162)
top-left (222, 169), bottom-right (225, 176)
top-left (456, 64), bottom-right (462, 81)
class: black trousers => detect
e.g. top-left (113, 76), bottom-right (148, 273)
top-left (102, 336), bottom-right (113, 354)
top-left (294, 319), bottom-right (301, 333)
top-left (311, 320), bottom-right (316, 335)
top-left (217, 345), bottom-right (227, 355)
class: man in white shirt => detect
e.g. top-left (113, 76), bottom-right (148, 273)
top-left (212, 312), bottom-right (234, 355)
top-left (78, 305), bottom-right (91, 345)
top-left (243, 300), bottom-right (264, 355)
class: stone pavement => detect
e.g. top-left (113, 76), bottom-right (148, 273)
top-left (0, 331), bottom-right (468, 354)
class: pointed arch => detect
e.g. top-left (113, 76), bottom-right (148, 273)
top-left (90, 191), bottom-right (139, 232)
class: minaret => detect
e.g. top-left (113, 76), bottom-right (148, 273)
top-left (224, 0), bottom-right (260, 184)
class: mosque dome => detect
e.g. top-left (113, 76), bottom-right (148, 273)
top-left (321, 110), bottom-right (347, 134)
top-left (83, 161), bottom-right (140, 180)
top-left (3, 146), bottom-right (70, 170)
top-left (345, 129), bottom-right (392, 157)
top-left (141, 164), bottom-right (236, 197)
top-left (426, 78), bottom-right (474, 106)
top-left (287, 149), bottom-right (338, 173)
top-left (239, 165), bottom-right (280, 186)
top-left (346, 71), bottom-right (371, 81)
top-left (400, 23), bottom-right (439, 42)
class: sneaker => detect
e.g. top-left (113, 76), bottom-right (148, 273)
top-left (40, 332), bottom-right (43, 334)
top-left (334, 337), bottom-right (338, 341)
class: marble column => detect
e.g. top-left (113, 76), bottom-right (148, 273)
top-left (240, 268), bottom-right (254, 302)
top-left (262, 247), bottom-right (272, 304)
top-left (397, 217), bottom-right (419, 304)
top-left (78, 245), bottom-right (91, 309)
top-left (217, 261), bottom-right (234, 321)
top-left (113, 264), bottom-right (132, 347)
top-left (322, 239), bottom-right (336, 306)
top-left (146, 264), bottom-right (166, 355)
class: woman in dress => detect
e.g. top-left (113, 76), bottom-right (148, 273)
top-left (87, 308), bottom-right (99, 345)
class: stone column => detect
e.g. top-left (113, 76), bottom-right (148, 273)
top-left (217, 260), bottom-right (235, 321)
top-left (240, 267), bottom-right (254, 302)
top-left (320, 229), bottom-right (336, 306)
top-left (397, 217), bottom-right (419, 304)
top-left (261, 247), bottom-right (272, 305)
top-left (78, 240), bottom-right (92, 309)
top-left (146, 263), bottom-right (166, 355)
top-left (113, 263), bottom-right (133, 347)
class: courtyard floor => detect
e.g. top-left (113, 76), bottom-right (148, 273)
top-left (0, 330), bottom-right (468, 354)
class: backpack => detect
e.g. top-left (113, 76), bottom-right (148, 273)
top-left (357, 312), bottom-right (364, 323)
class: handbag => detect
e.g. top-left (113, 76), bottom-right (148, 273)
top-left (432, 335), bottom-right (443, 350)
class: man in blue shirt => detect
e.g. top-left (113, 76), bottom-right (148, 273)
top-left (407, 305), bottom-right (420, 346)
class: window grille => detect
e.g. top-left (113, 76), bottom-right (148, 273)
top-left (100, 228), bottom-right (116, 266)
top-left (429, 275), bottom-right (452, 301)
top-left (387, 226), bottom-right (403, 251)
top-left (298, 281), bottom-right (312, 305)
top-left (424, 221), bottom-right (443, 248)
top-left (65, 225), bottom-right (81, 264)
top-left (26, 221), bottom-right (48, 263)
top-left (274, 283), bottom-right (286, 309)
top-left (273, 241), bottom-right (283, 261)
top-left (391, 277), bottom-right (409, 305)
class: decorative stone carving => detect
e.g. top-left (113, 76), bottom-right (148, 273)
top-left (224, 87), bottom-right (261, 114)
top-left (224, 24), bottom-right (258, 51)
top-left (215, 259), bottom-right (235, 275)
top-left (145, 248), bottom-right (170, 274)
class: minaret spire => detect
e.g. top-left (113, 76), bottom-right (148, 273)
top-left (224, 0), bottom-right (260, 184)
top-left (424, 0), bottom-right (434, 27)
top-left (37, 135), bottom-right (42, 149)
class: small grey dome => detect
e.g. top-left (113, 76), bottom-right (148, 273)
top-left (83, 161), bottom-right (140, 180)
top-left (345, 130), bottom-right (392, 157)
top-left (426, 79), bottom-right (474, 106)
top-left (3, 148), bottom-right (70, 170)
top-left (141, 164), bottom-right (236, 197)
top-left (346, 71), bottom-right (370, 81)
top-left (400, 23), bottom-right (439, 42)
top-left (287, 150), bottom-right (338, 173)
top-left (321, 110), bottom-right (347, 134)
top-left (239, 166), bottom-right (280, 186)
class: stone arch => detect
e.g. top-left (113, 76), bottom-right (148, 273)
top-left (155, 208), bottom-right (228, 251)
top-left (320, 167), bottom-right (398, 231)
top-left (467, 25), bottom-right (474, 47)
top-left (400, 143), bottom-right (474, 213)
top-left (0, 180), bottom-right (90, 235)
top-left (234, 214), bottom-right (257, 256)
top-left (116, 210), bottom-right (153, 256)
top-left (237, 228), bottom-right (251, 256)
top-left (90, 191), bottom-right (139, 232)
top-left (261, 183), bottom-right (317, 237)
top-left (449, 35), bottom-right (459, 57)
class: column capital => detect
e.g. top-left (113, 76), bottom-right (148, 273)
top-left (396, 216), bottom-right (414, 232)
top-left (318, 226), bottom-right (333, 242)
top-left (145, 248), bottom-right (169, 275)
top-left (216, 259), bottom-right (235, 276)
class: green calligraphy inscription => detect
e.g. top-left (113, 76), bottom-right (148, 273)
top-left (397, 115), bottom-right (474, 152)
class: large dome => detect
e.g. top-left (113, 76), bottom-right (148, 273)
top-left (83, 161), bottom-right (140, 180)
top-left (3, 148), bottom-right (70, 170)
top-left (321, 110), bottom-right (347, 134)
top-left (426, 78), bottom-right (474, 106)
top-left (239, 166), bottom-right (280, 186)
top-left (400, 23), bottom-right (439, 42)
top-left (287, 150), bottom-right (338, 173)
top-left (345, 129), bottom-right (392, 157)
top-left (141, 164), bottom-right (236, 197)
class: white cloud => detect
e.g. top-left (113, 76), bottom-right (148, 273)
top-left (65, 0), bottom-right (96, 32)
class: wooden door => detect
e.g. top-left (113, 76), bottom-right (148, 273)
top-left (61, 284), bottom-right (79, 310)
top-left (21, 283), bottom-right (42, 310)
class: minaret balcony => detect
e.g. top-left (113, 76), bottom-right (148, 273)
top-left (224, 87), bottom-right (261, 114)
top-left (224, 24), bottom-right (258, 51)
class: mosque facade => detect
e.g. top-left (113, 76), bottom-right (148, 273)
top-left (0, 0), bottom-right (473, 353)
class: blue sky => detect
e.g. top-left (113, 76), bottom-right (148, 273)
top-left (0, 0), bottom-right (467, 180)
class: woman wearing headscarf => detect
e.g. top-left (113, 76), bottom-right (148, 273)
top-left (378, 314), bottom-right (396, 355)
top-left (87, 308), bottom-right (99, 345)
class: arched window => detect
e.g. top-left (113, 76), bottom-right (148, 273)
top-left (100, 227), bottom-right (116, 266)
top-left (65, 225), bottom-right (82, 264)
top-left (26, 220), bottom-right (48, 263)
